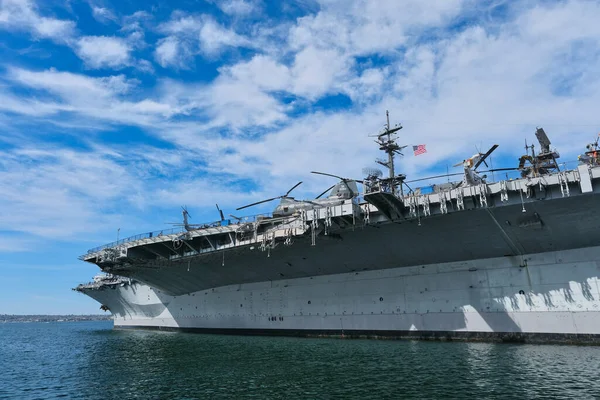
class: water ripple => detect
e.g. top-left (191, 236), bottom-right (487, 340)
top-left (1, 322), bottom-right (599, 399)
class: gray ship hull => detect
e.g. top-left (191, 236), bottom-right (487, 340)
top-left (80, 243), bottom-right (600, 344)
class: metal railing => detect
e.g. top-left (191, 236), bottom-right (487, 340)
top-left (85, 211), bottom-right (274, 255)
top-left (397, 160), bottom-right (582, 197)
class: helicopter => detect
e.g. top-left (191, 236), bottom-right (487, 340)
top-left (235, 172), bottom-right (360, 217)
top-left (578, 133), bottom-right (600, 166)
top-left (167, 204), bottom-right (229, 232)
top-left (453, 144), bottom-right (499, 186)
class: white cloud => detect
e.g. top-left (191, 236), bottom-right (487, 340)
top-left (0, 90), bottom-right (68, 116)
top-left (0, 235), bottom-right (37, 252)
top-left (91, 6), bottom-right (117, 24)
top-left (156, 13), bottom-right (253, 64)
top-left (136, 59), bottom-right (155, 74)
top-left (0, 147), bottom-right (132, 239)
top-left (199, 18), bottom-right (250, 55)
top-left (290, 0), bottom-right (464, 55)
top-left (0, 0), bottom-right (75, 41)
top-left (158, 13), bottom-right (204, 36)
top-left (216, 0), bottom-right (261, 16)
top-left (120, 10), bottom-right (153, 48)
top-left (76, 36), bottom-right (132, 69)
top-left (291, 46), bottom-right (352, 98)
top-left (2, 68), bottom-right (180, 125)
top-left (155, 36), bottom-right (185, 68)
top-left (0, 2), bottom-right (151, 70)
top-left (208, 77), bottom-right (287, 126)
top-left (224, 54), bottom-right (290, 91)
top-left (9, 68), bottom-right (135, 100)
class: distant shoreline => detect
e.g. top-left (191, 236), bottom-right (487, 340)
top-left (1, 314), bottom-right (113, 323)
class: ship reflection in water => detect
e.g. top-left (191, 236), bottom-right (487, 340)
top-left (1, 321), bottom-right (598, 399)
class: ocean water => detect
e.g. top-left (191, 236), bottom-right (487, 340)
top-left (1, 321), bottom-right (599, 399)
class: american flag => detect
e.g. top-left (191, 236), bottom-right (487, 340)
top-left (413, 144), bottom-right (427, 156)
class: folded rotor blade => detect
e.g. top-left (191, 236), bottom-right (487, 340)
top-left (316, 184), bottom-right (335, 199)
top-left (285, 181), bottom-right (303, 197)
top-left (311, 171), bottom-right (344, 180)
top-left (405, 172), bottom-right (465, 184)
top-left (236, 196), bottom-right (280, 211)
top-left (480, 167), bottom-right (518, 173)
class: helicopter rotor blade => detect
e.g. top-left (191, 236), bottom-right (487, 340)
top-left (483, 167), bottom-right (518, 172)
top-left (405, 172), bottom-right (465, 184)
top-left (236, 196), bottom-right (280, 211)
top-left (284, 181), bottom-right (303, 197)
top-left (310, 171), bottom-right (358, 196)
top-left (316, 184), bottom-right (335, 199)
top-left (311, 171), bottom-right (345, 180)
top-left (181, 205), bottom-right (191, 219)
top-left (474, 144), bottom-right (498, 170)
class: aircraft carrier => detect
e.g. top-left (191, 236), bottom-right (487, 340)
top-left (75, 113), bottom-right (600, 344)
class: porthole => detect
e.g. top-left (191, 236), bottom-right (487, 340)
top-left (519, 290), bottom-right (525, 295)
top-left (308, 300), bottom-right (311, 305)
top-left (379, 297), bottom-right (383, 302)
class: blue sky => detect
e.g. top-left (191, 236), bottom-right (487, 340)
top-left (1, 0), bottom-right (599, 314)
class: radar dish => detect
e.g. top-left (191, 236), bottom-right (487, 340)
top-left (362, 167), bottom-right (383, 178)
top-left (535, 127), bottom-right (551, 153)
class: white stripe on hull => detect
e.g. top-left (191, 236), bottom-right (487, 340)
top-left (82, 245), bottom-right (600, 342)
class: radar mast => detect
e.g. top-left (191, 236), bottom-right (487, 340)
top-left (372, 110), bottom-right (407, 195)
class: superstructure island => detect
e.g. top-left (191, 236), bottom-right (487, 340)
top-left (75, 112), bottom-right (600, 344)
